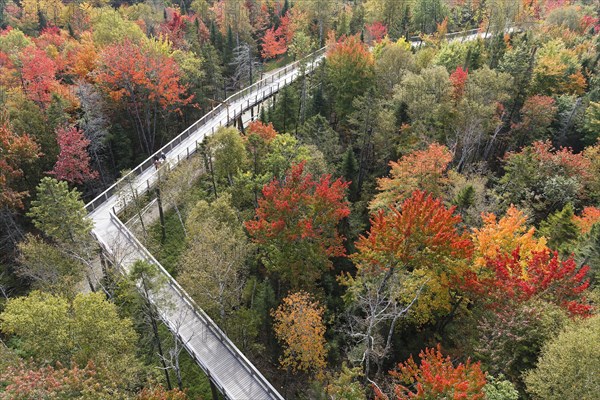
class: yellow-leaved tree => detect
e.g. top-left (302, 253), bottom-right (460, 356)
top-left (271, 291), bottom-right (327, 378)
top-left (472, 206), bottom-right (547, 269)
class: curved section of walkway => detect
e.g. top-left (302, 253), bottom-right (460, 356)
top-left (87, 48), bottom-right (328, 400)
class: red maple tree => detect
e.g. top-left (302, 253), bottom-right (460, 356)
top-left (49, 125), bottom-right (98, 185)
top-left (245, 162), bottom-right (350, 288)
top-left (261, 26), bottom-right (287, 59)
top-left (20, 46), bottom-right (58, 106)
top-left (365, 21), bottom-right (388, 43)
top-left (459, 249), bottom-right (592, 317)
top-left (450, 66), bottom-right (468, 100)
top-left (375, 344), bottom-right (486, 400)
top-left (246, 120), bottom-right (278, 143)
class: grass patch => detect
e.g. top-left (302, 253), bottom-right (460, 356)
top-left (149, 209), bottom-right (186, 276)
top-left (263, 54), bottom-right (295, 73)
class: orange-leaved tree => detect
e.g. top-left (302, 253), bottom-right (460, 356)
top-left (471, 205), bottom-right (547, 269)
top-left (0, 123), bottom-right (40, 209)
top-left (326, 33), bottom-right (374, 118)
top-left (96, 40), bottom-right (193, 155)
top-left (245, 162), bottom-right (349, 289)
top-left (369, 143), bottom-right (453, 211)
top-left (261, 26), bottom-right (287, 59)
top-left (574, 206), bottom-right (600, 234)
top-left (375, 344), bottom-right (486, 400)
top-left (354, 190), bottom-right (472, 324)
top-left (271, 291), bottom-right (327, 377)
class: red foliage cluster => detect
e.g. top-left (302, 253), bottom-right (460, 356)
top-left (357, 191), bottom-right (472, 275)
top-left (158, 8), bottom-right (188, 48)
top-left (580, 14), bottom-right (600, 33)
top-left (376, 344), bottom-right (486, 400)
top-left (49, 125), bottom-right (98, 185)
top-left (246, 162), bottom-right (350, 252)
top-left (532, 140), bottom-right (594, 181)
top-left (20, 46), bottom-right (58, 105)
top-left (261, 13), bottom-right (292, 59)
top-left (365, 21), bottom-right (388, 43)
top-left (460, 249), bottom-right (592, 317)
top-left (450, 66), bottom-right (468, 100)
top-left (0, 361), bottom-right (101, 400)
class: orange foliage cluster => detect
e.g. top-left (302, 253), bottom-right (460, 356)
top-left (376, 344), bottom-right (486, 400)
top-left (261, 13), bottom-right (292, 59)
top-left (271, 291), bottom-right (327, 376)
top-left (356, 191), bottom-right (472, 275)
top-left (96, 40), bottom-right (193, 112)
top-left (246, 120), bottom-right (278, 143)
top-left (370, 143), bottom-right (453, 210)
top-left (574, 206), bottom-right (600, 234)
top-left (0, 124), bottom-right (40, 209)
top-left (472, 206), bottom-right (547, 268)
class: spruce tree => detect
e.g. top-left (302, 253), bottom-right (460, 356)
top-left (539, 203), bottom-right (579, 255)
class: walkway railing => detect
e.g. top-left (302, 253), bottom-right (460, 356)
top-left (105, 212), bottom-right (283, 399)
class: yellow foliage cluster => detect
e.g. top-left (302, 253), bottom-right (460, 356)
top-left (271, 291), bottom-right (327, 378)
top-left (472, 205), bottom-right (547, 270)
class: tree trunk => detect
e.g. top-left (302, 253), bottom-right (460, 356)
top-left (156, 187), bottom-right (166, 243)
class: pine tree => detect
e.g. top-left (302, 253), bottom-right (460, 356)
top-left (341, 148), bottom-right (359, 201)
top-left (539, 203), bottom-right (579, 255)
top-left (27, 177), bottom-right (92, 245)
top-left (452, 185), bottom-right (476, 213)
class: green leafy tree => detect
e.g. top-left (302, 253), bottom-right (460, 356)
top-left (0, 291), bottom-right (140, 387)
top-left (374, 38), bottom-right (415, 96)
top-left (483, 375), bottom-right (519, 400)
top-left (270, 85), bottom-right (299, 133)
top-left (16, 234), bottom-right (84, 298)
top-left (179, 195), bottom-right (250, 320)
top-left (475, 300), bottom-right (569, 390)
top-left (524, 316), bottom-right (600, 400)
top-left (326, 364), bottom-right (366, 400)
top-left (297, 114), bottom-right (341, 167)
top-left (206, 126), bottom-right (247, 187)
top-left (412, 0), bottom-right (448, 34)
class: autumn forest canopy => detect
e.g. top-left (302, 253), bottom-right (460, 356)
top-left (1, 0), bottom-right (600, 399)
